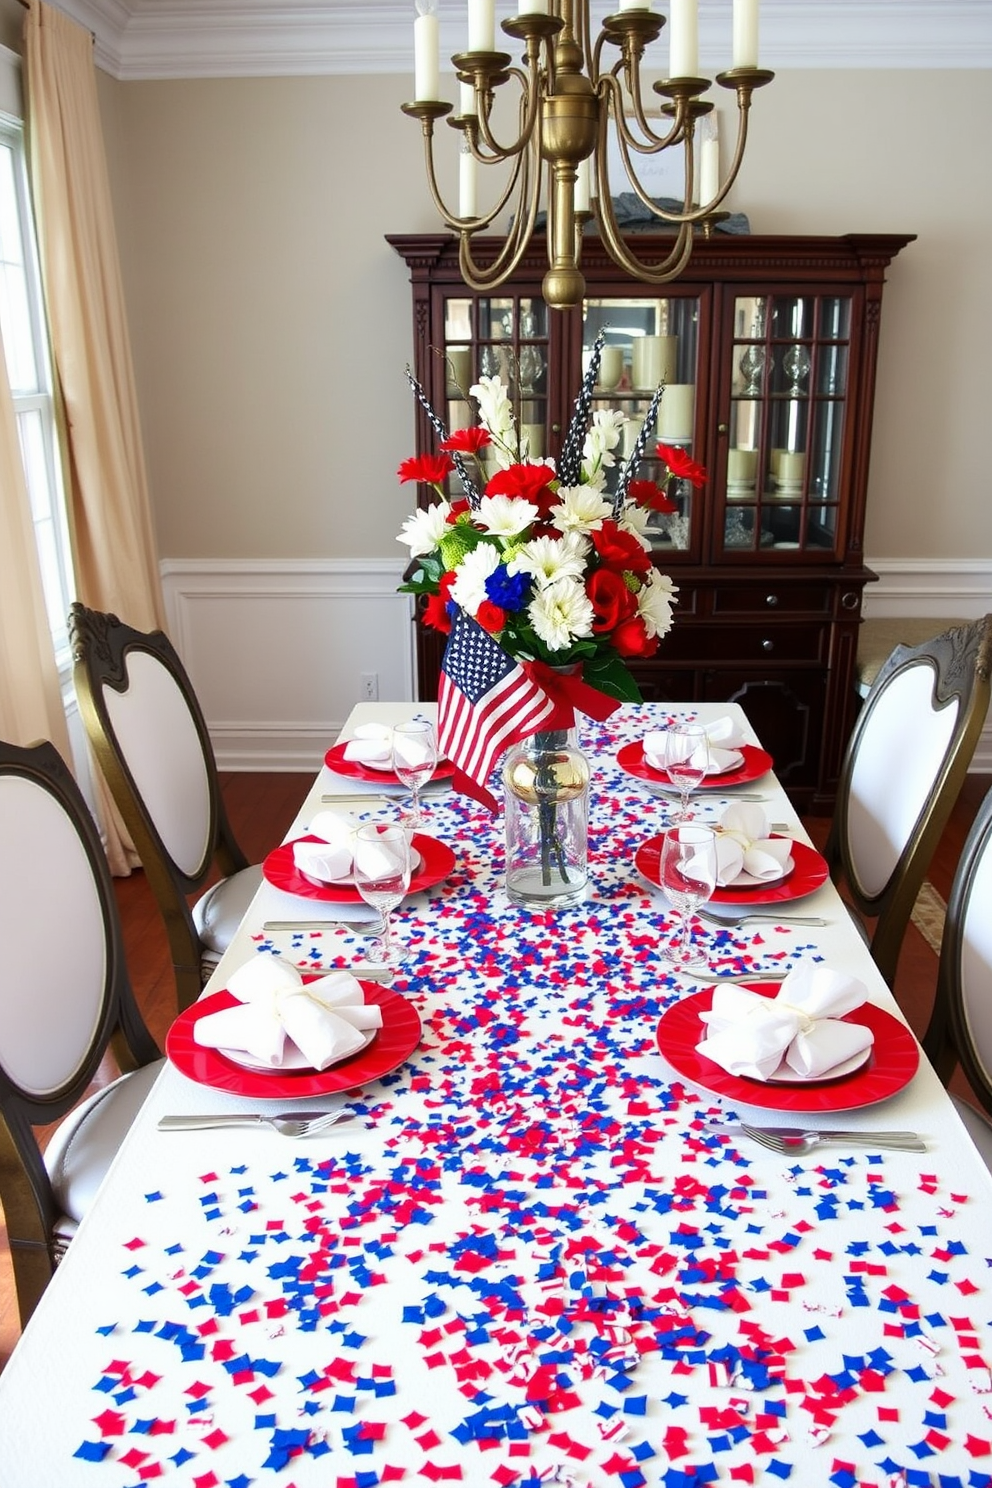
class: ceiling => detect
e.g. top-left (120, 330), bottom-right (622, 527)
top-left (52, 1), bottom-right (992, 81)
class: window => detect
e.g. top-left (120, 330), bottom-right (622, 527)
top-left (0, 112), bottom-right (74, 667)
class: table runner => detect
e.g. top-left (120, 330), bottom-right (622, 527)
top-left (1, 704), bottom-right (990, 1488)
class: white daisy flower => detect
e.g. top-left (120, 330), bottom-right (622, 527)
top-left (508, 531), bottom-right (590, 590)
top-left (397, 502), bottom-right (451, 558)
top-left (528, 576), bottom-right (595, 651)
top-left (550, 484), bottom-right (613, 537)
top-left (617, 502), bottom-right (654, 549)
top-left (637, 568), bottom-right (679, 639)
top-left (449, 541), bottom-right (502, 617)
top-left (476, 493), bottom-right (539, 538)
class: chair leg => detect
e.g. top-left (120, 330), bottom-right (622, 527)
top-left (9, 1236), bottom-right (57, 1327)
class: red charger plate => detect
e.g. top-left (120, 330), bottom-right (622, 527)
top-left (166, 982), bottom-right (421, 1099)
top-left (636, 832), bottom-right (829, 906)
top-left (617, 740), bottom-right (773, 791)
top-left (263, 832), bottom-right (455, 904)
top-left (656, 984), bottom-right (919, 1112)
top-left (324, 741), bottom-right (455, 786)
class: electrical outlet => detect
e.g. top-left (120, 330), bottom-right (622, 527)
top-left (361, 672), bottom-right (379, 701)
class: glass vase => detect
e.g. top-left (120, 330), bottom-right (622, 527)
top-left (503, 729), bottom-right (590, 908)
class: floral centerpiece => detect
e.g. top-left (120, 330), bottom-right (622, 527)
top-left (395, 333), bottom-right (707, 826)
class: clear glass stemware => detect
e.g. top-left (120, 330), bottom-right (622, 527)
top-left (665, 723), bottom-right (710, 821)
top-left (392, 719), bottom-right (438, 829)
top-left (352, 823), bottom-right (412, 968)
top-left (658, 823), bottom-right (718, 968)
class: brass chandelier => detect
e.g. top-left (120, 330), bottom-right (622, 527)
top-left (402, 0), bottom-right (773, 310)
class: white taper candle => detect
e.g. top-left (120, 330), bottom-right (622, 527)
top-left (669, 0), bottom-right (698, 78)
top-left (732, 0), bottom-right (760, 68)
top-left (413, 4), bottom-right (439, 100)
top-left (468, 0), bottom-right (496, 51)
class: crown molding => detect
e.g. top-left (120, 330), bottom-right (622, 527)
top-left (55, 0), bottom-right (992, 81)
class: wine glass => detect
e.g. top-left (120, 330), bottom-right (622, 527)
top-left (352, 823), bottom-right (412, 968)
top-left (665, 723), bottom-right (710, 821)
top-left (658, 824), bottom-right (718, 968)
top-left (392, 719), bottom-right (438, 829)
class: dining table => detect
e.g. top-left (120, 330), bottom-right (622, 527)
top-left (2, 699), bottom-right (991, 1488)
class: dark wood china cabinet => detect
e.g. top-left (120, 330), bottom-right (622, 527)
top-left (389, 231), bottom-right (913, 809)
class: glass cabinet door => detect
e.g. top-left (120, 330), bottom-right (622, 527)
top-left (441, 292), bottom-right (550, 473)
top-left (582, 294), bottom-right (701, 556)
top-left (722, 292), bottom-right (851, 557)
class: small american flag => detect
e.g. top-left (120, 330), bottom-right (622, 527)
top-left (438, 609), bottom-right (555, 811)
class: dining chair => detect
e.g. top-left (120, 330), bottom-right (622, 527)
top-left (70, 601), bottom-right (262, 1012)
top-left (824, 615), bottom-right (992, 990)
top-left (0, 738), bottom-right (163, 1326)
top-left (921, 781), bottom-right (992, 1171)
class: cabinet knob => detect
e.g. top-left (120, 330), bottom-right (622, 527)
top-left (841, 591), bottom-right (859, 610)
top-left (761, 638), bottom-right (774, 652)
top-left (717, 422), bottom-right (729, 436)
top-left (765, 593), bottom-right (779, 607)
top-left (551, 422), bottom-right (562, 433)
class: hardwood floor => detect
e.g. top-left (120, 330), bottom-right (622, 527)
top-left (0, 770), bottom-right (988, 1370)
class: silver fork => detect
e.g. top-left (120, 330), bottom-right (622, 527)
top-left (739, 1123), bottom-right (927, 1154)
top-left (697, 909), bottom-right (828, 928)
top-left (158, 1110), bottom-right (352, 1139)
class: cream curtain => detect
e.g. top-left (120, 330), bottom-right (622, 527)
top-left (0, 324), bottom-right (71, 758)
top-left (25, 0), bottom-right (168, 873)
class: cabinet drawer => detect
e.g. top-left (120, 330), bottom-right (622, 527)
top-left (698, 623), bottom-right (828, 664)
top-left (712, 584), bottom-right (833, 617)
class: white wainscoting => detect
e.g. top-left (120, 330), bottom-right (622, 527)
top-left (161, 557), bottom-right (992, 773)
top-left (161, 559), bottom-right (415, 771)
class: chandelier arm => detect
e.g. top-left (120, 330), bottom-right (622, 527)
top-left (419, 118), bottom-right (524, 234)
top-left (456, 139), bottom-right (543, 292)
top-left (604, 70), bottom-right (683, 157)
top-left (699, 94), bottom-right (754, 212)
top-left (474, 64), bottom-right (541, 162)
top-left (617, 67), bottom-right (687, 150)
top-left (594, 188), bottom-right (698, 285)
top-left (606, 102), bottom-right (698, 224)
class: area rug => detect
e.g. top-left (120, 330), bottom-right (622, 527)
top-left (912, 881), bottom-right (947, 955)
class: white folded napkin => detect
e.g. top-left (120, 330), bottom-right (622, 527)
top-left (343, 722), bottom-right (394, 768)
top-left (194, 958), bottom-right (383, 1070)
top-left (293, 810), bottom-right (360, 883)
top-left (643, 716), bottom-right (746, 776)
top-left (695, 961), bottom-right (874, 1082)
top-left (714, 803), bottom-right (793, 886)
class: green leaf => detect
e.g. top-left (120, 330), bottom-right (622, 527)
top-left (581, 651), bottom-right (643, 703)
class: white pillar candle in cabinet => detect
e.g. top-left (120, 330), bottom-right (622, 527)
top-left (657, 384), bottom-right (695, 441)
top-left (632, 334), bottom-right (677, 390)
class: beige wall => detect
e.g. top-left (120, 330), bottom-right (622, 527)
top-left (21, 43), bottom-right (992, 566)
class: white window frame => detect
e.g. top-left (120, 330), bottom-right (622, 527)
top-left (0, 50), bottom-right (75, 674)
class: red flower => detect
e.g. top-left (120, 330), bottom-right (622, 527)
top-left (423, 593), bottom-right (452, 633)
top-left (476, 599), bottom-right (506, 635)
top-left (628, 478), bottom-right (677, 515)
top-left (398, 453), bottom-right (455, 485)
top-left (590, 520), bottom-right (652, 577)
top-left (612, 614), bottom-right (659, 659)
top-left (446, 498), bottom-right (471, 524)
top-left (586, 568), bottom-right (637, 634)
top-left (485, 462), bottom-right (558, 516)
top-left (656, 443), bottom-right (707, 489)
top-left (423, 569), bottom-right (457, 634)
top-left (440, 427), bottom-right (491, 454)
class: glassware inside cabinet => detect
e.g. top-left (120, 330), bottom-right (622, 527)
top-left (721, 290), bottom-right (853, 558)
top-left (582, 294), bottom-right (700, 555)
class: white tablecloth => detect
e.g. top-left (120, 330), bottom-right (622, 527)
top-left (2, 702), bottom-right (991, 1488)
